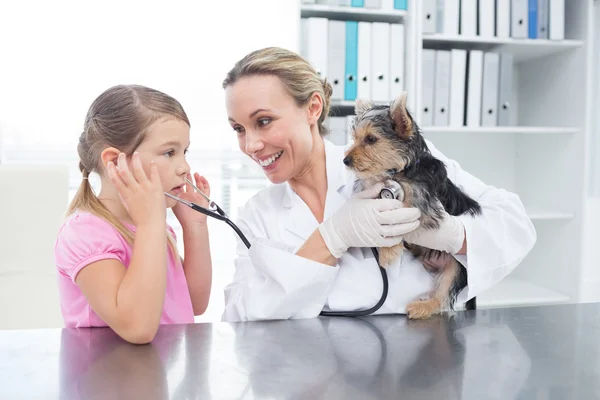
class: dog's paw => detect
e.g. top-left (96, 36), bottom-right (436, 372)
top-left (406, 298), bottom-right (442, 320)
top-left (377, 243), bottom-right (404, 267)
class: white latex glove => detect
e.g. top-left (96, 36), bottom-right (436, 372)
top-left (402, 207), bottom-right (466, 254)
top-left (318, 183), bottom-right (421, 259)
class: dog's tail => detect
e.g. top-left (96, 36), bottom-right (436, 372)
top-left (442, 180), bottom-right (482, 217)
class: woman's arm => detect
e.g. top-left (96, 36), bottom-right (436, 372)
top-left (181, 223), bottom-right (212, 315)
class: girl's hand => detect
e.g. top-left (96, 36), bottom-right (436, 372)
top-left (107, 152), bottom-right (166, 228)
top-left (173, 172), bottom-right (211, 228)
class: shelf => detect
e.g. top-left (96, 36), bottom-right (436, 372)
top-left (300, 4), bottom-right (406, 23)
top-left (422, 34), bottom-right (584, 63)
top-left (460, 277), bottom-right (571, 310)
top-left (421, 126), bottom-right (580, 135)
top-left (526, 207), bottom-right (575, 221)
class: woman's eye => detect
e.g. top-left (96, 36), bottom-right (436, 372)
top-left (233, 125), bottom-right (244, 134)
top-left (258, 118), bottom-right (271, 127)
top-left (365, 134), bottom-right (378, 144)
top-left (164, 150), bottom-right (175, 157)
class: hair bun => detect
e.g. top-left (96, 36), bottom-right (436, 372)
top-left (322, 79), bottom-right (333, 99)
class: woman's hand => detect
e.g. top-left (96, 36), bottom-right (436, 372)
top-left (107, 152), bottom-right (166, 228)
top-left (402, 206), bottom-right (466, 255)
top-left (173, 173), bottom-right (211, 229)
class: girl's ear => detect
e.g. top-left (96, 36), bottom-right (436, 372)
top-left (306, 92), bottom-right (323, 124)
top-left (100, 147), bottom-right (121, 170)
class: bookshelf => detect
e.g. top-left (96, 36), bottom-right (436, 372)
top-left (299, 0), bottom-right (592, 310)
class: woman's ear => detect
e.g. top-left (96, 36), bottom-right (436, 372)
top-left (100, 147), bottom-right (121, 171)
top-left (306, 92), bottom-right (323, 124)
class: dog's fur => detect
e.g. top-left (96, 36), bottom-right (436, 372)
top-left (343, 93), bottom-right (481, 319)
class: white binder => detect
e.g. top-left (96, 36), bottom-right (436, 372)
top-left (327, 20), bottom-right (346, 101)
top-left (433, 50), bottom-right (451, 126)
top-left (511, 0), bottom-right (528, 38)
top-left (357, 22), bottom-right (372, 101)
top-left (496, 0), bottom-right (511, 38)
top-left (307, 18), bottom-right (328, 80)
top-left (421, 49), bottom-right (436, 126)
top-left (549, 0), bottom-right (564, 40)
top-left (381, 0), bottom-right (394, 11)
top-left (371, 22), bottom-right (391, 102)
top-left (300, 18), bottom-right (309, 59)
top-left (364, 0), bottom-right (382, 8)
top-left (479, 0), bottom-right (496, 37)
top-left (389, 23), bottom-right (405, 100)
top-left (466, 50), bottom-right (483, 127)
top-left (422, 0), bottom-right (437, 34)
top-left (497, 53), bottom-right (514, 126)
top-left (481, 52), bottom-right (500, 126)
top-left (440, 0), bottom-right (459, 35)
top-left (449, 49), bottom-right (467, 127)
top-left (460, 0), bottom-right (477, 36)
top-left (537, 0), bottom-right (549, 39)
top-left (338, 0), bottom-right (352, 5)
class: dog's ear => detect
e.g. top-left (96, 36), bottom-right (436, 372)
top-left (390, 92), bottom-right (414, 139)
top-left (355, 98), bottom-right (374, 118)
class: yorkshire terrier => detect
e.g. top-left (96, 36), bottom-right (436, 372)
top-left (342, 92), bottom-right (481, 319)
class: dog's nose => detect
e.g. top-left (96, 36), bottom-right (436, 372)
top-left (343, 156), bottom-right (352, 166)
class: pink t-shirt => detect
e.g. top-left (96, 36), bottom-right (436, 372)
top-left (54, 211), bottom-right (195, 328)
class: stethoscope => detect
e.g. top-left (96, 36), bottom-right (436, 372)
top-left (165, 178), bottom-right (393, 318)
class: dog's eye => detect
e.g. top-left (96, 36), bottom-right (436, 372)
top-left (364, 135), bottom-right (378, 144)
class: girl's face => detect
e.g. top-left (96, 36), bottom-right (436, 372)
top-left (132, 118), bottom-right (191, 208)
top-left (225, 75), bottom-right (321, 184)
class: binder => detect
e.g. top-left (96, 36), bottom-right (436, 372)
top-left (421, 49), bottom-right (436, 126)
top-left (479, 0), bottom-right (496, 37)
top-left (357, 22), bottom-right (372, 100)
top-left (511, 0), bottom-right (528, 38)
top-left (381, 0), bottom-right (394, 10)
top-left (345, 21), bottom-right (359, 101)
top-left (352, 0), bottom-right (365, 6)
top-left (364, 0), bottom-right (382, 8)
top-left (422, 0), bottom-right (437, 34)
top-left (389, 23), bottom-right (405, 99)
top-left (528, 0), bottom-right (538, 39)
top-left (449, 49), bottom-right (467, 127)
top-left (433, 50), bottom-right (451, 126)
top-left (328, 21), bottom-right (346, 101)
top-left (496, 0), bottom-right (511, 38)
top-left (371, 22), bottom-right (390, 102)
top-left (537, 0), bottom-right (549, 39)
top-left (306, 18), bottom-right (329, 80)
top-left (481, 52), bottom-right (500, 126)
top-left (466, 50), bottom-right (483, 127)
top-left (394, 0), bottom-right (407, 10)
top-left (338, 0), bottom-right (352, 5)
top-left (497, 53), bottom-right (514, 126)
top-left (549, 0), bottom-right (564, 40)
top-left (440, 0), bottom-right (460, 35)
top-left (300, 18), bottom-right (309, 60)
top-left (460, 0), bottom-right (477, 36)
top-left (316, 0), bottom-right (338, 4)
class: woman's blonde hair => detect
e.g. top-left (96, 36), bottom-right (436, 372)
top-left (222, 46), bottom-right (333, 136)
top-left (67, 84), bottom-right (190, 257)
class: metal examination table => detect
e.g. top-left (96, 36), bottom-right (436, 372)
top-left (1, 302), bottom-right (598, 399)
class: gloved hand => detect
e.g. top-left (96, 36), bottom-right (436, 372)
top-left (318, 183), bottom-right (421, 259)
top-left (402, 206), bottom-right (466, 254)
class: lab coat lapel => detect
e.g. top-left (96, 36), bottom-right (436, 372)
top-left (282, 140), bottom-right (354, 242)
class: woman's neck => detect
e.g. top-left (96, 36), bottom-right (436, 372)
top-left (288, 136), bottom-right (328, 223)
top-left (97, 180), bottom-right (135, 225)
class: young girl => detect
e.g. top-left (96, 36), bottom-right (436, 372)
top-left (54, 84), bottom-right (212, 344)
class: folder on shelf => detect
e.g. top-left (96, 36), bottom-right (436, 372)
top-left (364, 0), bottom-right (382, 8)
top-left (537, 0), bottom-right (549, 39)
top-left (371, 22), bottom-right (390, 102)
top-left (300, 18), bottom-right (309, 60)
top-left (389, 23), bottom-right (405, 100)
top-left (352, 0), bottom-right (365, 6)
top-left (345, 21), bottom-right (359, 101)
top-left (549, 0), bottom-right (564, 40)
top-left (328, 20), bottom-right (346, 102)
top-left (306, 18), bottom-right (329, 80)
top-left (479, 0), bottom-right (496, 37)
top-left (497, 53), bottom-right (514, 126)
top-left (460, 0), bottom-right (477, 36)
top-left (481, 52), bottom-right (500, 126)
top-left (394, 0), bottom-right (407, 10)
top-left (439, 0), bottom-right (459, 35)
top-left (338, 0), bottom-right (352, 6)
top-left (381, 0), bottom-right (393, 9)
top-left (466, 50), bottom-right (483, 127)
top-left (433, 50), bottom-right (451, 126)
top-left (497, 0), bottom-right (511, 38)
top-left (357, 22), bottom-right (372, 100)
top-left (316, 0), bottom-right (338, 4)
top-left (421, 49), bottom-right (436, 126)
top-left (528, 0), bottom-right (538, 38)
top-left (511, 0), bottom-right (528, 38)
top-left (422, 0), bottom-right (437, 34)
top-left (449, 49), bottom-right (467, 127)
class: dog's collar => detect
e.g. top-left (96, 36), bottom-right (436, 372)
top-left (387, 159), bottom-right (420, 176)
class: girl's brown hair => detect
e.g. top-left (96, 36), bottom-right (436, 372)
top-left (67, 84), bottom-right (190, 256)
top-left (222, 46), bottom-right (333, 136)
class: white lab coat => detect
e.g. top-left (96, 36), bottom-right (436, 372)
top-left (221, 139), bottom-right (537, 322)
